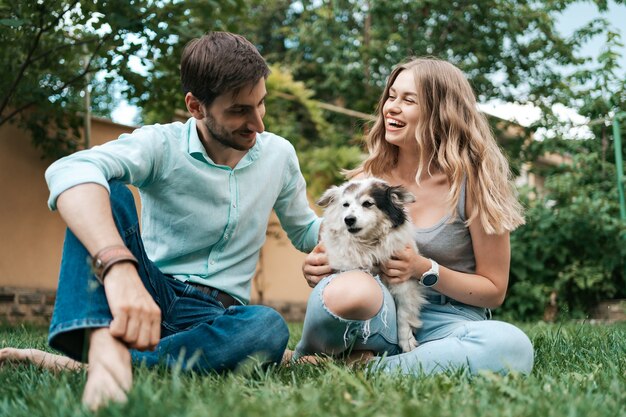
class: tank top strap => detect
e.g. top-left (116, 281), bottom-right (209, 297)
top-left (457, 176), bottom-right (467, 221)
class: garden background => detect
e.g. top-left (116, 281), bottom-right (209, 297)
top-left (1, 0), bottom-right (626, 322)
top-left (1, 1), bottom-right (626, 416)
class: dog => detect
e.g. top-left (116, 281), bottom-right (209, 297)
top-left (317, 177), bottom-right (426, 352)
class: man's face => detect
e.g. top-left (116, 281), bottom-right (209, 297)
top-left (201, 78), bottom-right (267, 151)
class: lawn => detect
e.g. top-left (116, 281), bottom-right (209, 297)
top-left (1, 322), bottom-right (625, 417)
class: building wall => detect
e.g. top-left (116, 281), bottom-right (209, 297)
top-left (0, 117), bottom-right (136, 290)
top-left (0, 117), bottom-right (312, 323)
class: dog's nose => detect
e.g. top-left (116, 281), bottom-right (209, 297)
top-left (344, 215), bottom-right (356, 227)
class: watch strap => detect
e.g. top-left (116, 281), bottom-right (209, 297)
top-left (419, 258), bottom-right (439, 286)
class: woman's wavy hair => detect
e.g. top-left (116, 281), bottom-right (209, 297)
top-left (348, 57), bottom-right (524, 234)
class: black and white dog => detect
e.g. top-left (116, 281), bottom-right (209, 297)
top-left (317, 178), bottom-right (426, 352)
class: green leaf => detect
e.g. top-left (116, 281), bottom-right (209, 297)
top-left (0, 18), bottom-right (28, 27)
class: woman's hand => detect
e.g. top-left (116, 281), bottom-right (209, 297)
top-left (381, 244), bottom-right (426, 284)
top-left (302, 243), bottom-right (333, 287)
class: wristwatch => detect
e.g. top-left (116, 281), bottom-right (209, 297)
top-left (419, 259), bottom-right (439, 287)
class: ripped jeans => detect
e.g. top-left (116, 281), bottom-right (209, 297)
top-left (294, 274), bottom-right (400, 359)
top-left (294, 274), bottom-right (534, 375)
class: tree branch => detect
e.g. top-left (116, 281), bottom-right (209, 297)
top-left (29, 36), bottom-right (100, 65)
top-left (0, 1), bottom-right (80, 121)
top-left (0, 66), bottom-right (102, 128)
top-left (0, 27), bottom-right (110, 128)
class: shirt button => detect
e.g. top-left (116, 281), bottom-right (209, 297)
top-left (232, 203), bottom-right (237, 208)
top-left (210, 260), bottom-right (215, 265)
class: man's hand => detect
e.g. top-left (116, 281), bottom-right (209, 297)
top-left (380, 244), bottom-right (426, 285)
top-left (302, 243), bottom-right (333, 288)
top-left (103, 263), bottom-right (161, 351)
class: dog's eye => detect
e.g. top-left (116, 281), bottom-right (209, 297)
top-left (362, 201), bottom-right (374, 208)
top-left (343, 202), bottom-right (349, 207)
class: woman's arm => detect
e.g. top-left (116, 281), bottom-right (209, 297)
top-left (432, 226), bottom-right (510, 308)
top-left (381, 191), bottom-right (511, 309)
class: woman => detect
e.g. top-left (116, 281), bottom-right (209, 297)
top-left (294, 57), bottom-right (534, 374)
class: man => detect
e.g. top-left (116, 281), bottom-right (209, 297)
top-left (5, 32), bottom-right (321, 409)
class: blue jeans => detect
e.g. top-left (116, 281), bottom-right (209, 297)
top-left (294, 274), bottom-right (400, 359)
top-left (296, 274), bottom-right (534, 375)
top-left (48, 182), bottom-right (289, 372)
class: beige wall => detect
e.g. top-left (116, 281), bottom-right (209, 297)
top-left (251, 213), bottom-right (310, 304)
top-left (0, 117), bottom-right (312, 304)
top-left (1, 121), bottom-right (62, 289)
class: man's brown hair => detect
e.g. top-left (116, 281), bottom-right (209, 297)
top-left (180, 32), bottom-right (270, 106)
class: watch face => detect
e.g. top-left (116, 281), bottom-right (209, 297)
top-left (422, 273), bottom-right (438, 287)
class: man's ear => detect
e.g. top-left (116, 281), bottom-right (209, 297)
top-left (317, 186), bottom-right (339, 208)
top-left (185, 93), bottom-right (205, 120)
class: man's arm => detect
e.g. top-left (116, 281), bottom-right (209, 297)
top-left (56, 183), bottom-right (161, 351)
top-left (272, 146), bottom-right (322, 253)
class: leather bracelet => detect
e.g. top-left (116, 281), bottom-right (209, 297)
top-left (90, 245), bottom-right (139, 284)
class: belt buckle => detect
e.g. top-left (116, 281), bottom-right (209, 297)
top-left (188, 282), bottom-right (239, 308)
top-left (215, 291), bottom-right (238, 308)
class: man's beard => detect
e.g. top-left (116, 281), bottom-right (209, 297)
top-left (203, 114), bottom-right (254, 152)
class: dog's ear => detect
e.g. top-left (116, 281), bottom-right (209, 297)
top-left (371, 184), bottom-right (411, 228)
top-left (317, 186), bottom-right (339, 207)
top-left (383, 186), bottom-right (412, 227)
top-left (389, 186), bottom-right (416, 205)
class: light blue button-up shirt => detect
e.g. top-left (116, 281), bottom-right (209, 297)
top-left (45, 118), bottom-right (321, 304)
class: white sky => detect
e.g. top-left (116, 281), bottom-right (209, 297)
top-left (111, 1), bottom-right (626, 131)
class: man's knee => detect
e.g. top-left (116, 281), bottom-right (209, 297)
top-left (245, 306), bottom-right (289, 362)
top-left (323, 271), bottom-right (383, 321)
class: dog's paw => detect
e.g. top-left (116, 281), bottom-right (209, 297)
top-left (399, 335), bottom-right (419, 353)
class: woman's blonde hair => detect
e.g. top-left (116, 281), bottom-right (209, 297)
top-left (348, 57), bottom-right (524, 234)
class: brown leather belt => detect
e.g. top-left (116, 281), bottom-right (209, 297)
top-left (187, 282), bottom-right (241, 308)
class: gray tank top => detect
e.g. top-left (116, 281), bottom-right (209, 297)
top-left (413, 180), bottom-right (476, 274)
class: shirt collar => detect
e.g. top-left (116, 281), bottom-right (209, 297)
top-left (187, 118), bottom-right (261, 169)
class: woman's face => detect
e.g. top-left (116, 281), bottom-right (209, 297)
top-left (382, 69), bottom-right (421, 149)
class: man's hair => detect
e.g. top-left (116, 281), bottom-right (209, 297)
top-left (180, 32), bottom-right (270, 106)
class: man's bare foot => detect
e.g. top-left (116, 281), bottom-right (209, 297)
top-left (346, 350), bottom-right (374, 366)
top-left (81, 328), bottom-right (133, 411)
top-left (0, 347), bottom-right (84, 371)
top-left (281, 349), bottom-right (294, 365)
top-left (281, 349), bottom-right (328, 366)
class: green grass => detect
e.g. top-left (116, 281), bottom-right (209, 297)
top-left (1, 322), bottom-right (625, 417)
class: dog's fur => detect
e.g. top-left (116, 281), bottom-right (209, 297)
top-left (318, 178), bottom-right (426, 352)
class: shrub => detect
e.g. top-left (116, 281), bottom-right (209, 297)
top-left (502, 151), bottom-right (626, 321)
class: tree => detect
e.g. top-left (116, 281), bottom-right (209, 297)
top-left (264, 65), bottom-right (363, 198)
top-left (504, 150), bottom-right (626, 320)
top-left (503, 19), bottom-right (626, 320)
top-left (266, 1), bottom-right (610, 111)
top-left (0, 0), bottom-right (245, 158)
top-left (234, 0), bottom-right (623, 166)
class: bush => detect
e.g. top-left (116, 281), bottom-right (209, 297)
top-left (502, 151), bottom-right (626, 321)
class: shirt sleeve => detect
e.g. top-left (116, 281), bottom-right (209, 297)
top-left (45, 126), bottom-right (165, 210)
top-left (273, 145), bottom-right (322, 253)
